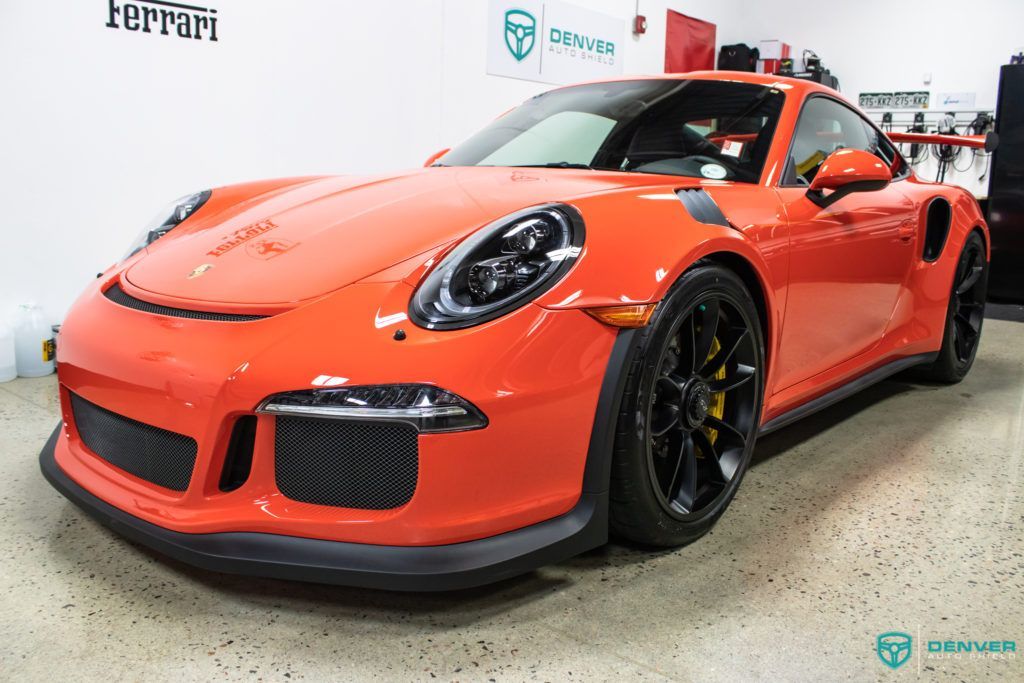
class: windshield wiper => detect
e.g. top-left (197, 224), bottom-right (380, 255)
top-left (510, 162), bottom-right (594, 170)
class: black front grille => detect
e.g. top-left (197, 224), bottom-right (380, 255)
top-left (70, 393), bottom-right (198, 491)
top-left (274, 417), bottom-right (418, 509)
top-left (104, 284), bottom-right (268, 322)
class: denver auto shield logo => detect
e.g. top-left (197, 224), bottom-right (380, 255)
top-left (877, 632), bottom-right (912, 669)
top-left (504, 9), bottom-right (536, 61)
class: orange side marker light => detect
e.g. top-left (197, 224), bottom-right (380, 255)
top-left (584, 303), bottom-right (658, 328)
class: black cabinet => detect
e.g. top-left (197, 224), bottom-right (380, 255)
top-left (988, 64), bottom-right (1024, 303)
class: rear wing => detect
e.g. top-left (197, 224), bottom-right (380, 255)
top-left (886, 130), bottom-right (999, 153)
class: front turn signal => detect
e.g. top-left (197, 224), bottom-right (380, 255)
top-left (584, 303), bottom-right (658, 328)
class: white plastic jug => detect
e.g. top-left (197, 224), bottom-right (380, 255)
top-left (0, 323), bottom-right (15, 382)
top-left (13, 303), bottom-right (55, 377)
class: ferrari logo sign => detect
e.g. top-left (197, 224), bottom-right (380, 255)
top-left (877, 632), bottom-right (912, 669)
top-left (504, 9), bottom-right (536, 61)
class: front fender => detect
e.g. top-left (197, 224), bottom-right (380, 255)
top-left (536, 185), bottom-right (787, 356)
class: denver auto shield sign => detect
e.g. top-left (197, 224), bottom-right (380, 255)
top-left (487, 0), bottom-right (624, 84)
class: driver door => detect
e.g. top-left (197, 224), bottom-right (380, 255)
top-left (773, 96), bottom-right (917, 391)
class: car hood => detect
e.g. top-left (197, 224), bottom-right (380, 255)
top-left (124, 167), bottom-right (670, 307)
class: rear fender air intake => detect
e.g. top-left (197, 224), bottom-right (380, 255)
top-left (922, 197), bottom-right (952, 262)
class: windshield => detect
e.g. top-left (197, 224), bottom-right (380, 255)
top-left (439, 79), bottom-right (785, 183)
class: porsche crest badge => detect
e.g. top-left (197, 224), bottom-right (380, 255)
top-left (187, 264), bottom-right (214, 279)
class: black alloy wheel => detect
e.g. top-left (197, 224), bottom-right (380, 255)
top-left (647, 297), bottom-right (758, 519)
top-left (950, 238), bottom-right (986, 364)
top-left (610, 264), bottom-right (764, 547)
top-left (916, 231), bottom-right (988, 383)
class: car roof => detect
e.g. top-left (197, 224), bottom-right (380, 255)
top-left (546, 70), bottom-right (849, 106)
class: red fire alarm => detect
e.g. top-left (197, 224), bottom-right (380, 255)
top-left (633, 15), bottom-right (647, 35)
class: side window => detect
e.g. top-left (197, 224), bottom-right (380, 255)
top-left (787, 98), bottom-right (874, 185)
top-left (859, 118), bottom-right (908, 178)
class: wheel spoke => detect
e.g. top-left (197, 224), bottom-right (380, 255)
top-left (691, 428), bottom-right (727, 484)
top-left (956, 265), bottom-right (983, 295)
top-left (656, 374), bottom-right (683, 393)
top-left (952, 319), bottom-right (967, 360)
top-left (955, 311), bottom-right (979, 338)
top-left (650, 405), bottom-right (681, 438)
top-left (704, 415), bottom-right (746, 447)
top-left (691, 300), bottom-right (720, 374)
top-left (668, 434), bottom-right (697, 510)
top-left (708, 364), bottom-right (755, 394)
top-left (701, 328), bottom-right (749, 380)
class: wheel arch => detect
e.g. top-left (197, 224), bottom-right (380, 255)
top-left (577, 245), bottom-right (778, 499)
top-left (691, 250), bottom-right (774, 383)
top-left (971, 224), bottom-right (989, 256)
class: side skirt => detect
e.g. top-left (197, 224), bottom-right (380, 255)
top-left (758, 352), bottom-right (938, 436)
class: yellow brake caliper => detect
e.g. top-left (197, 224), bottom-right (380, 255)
top-left (703, 337), bottom-right (726, 447)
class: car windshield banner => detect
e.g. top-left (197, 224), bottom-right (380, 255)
top-left (486, 0), bottom-right (625, 84)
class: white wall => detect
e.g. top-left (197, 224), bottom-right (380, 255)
top-left (736, 0), bottom-right (1024, 197)
top-left (0, 0), bottom-right (1016, 322)
top-left (739, 0), bottom-right (1024, 111)
top-left (0, 0), bottom-right (743, 322)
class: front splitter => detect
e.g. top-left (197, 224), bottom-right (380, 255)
top-left (39, 425), bottom-right (608, 592)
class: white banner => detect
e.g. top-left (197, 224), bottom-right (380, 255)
top-left (936, 92), bottom-right (977, 108)
top-left (486, 0), bottom-right (625, 85)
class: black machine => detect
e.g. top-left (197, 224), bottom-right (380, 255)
top-left (786, 49), bottom-right (840, 91)
top-left (987, 64), bottom-right (1024, 303)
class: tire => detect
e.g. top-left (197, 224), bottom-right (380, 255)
top-left (915, 231), bottom-right (988, 384)
top-left (609, 263), bottom-right (765, 547)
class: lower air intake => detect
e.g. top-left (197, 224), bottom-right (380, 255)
top-left (274, 417), bottom-right (418, 509)
top-left (70, 392), bottom-right (198, 491)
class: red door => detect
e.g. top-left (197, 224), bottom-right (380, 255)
top-left (665, 11), bottom-right (716, 73)
top-left (772, 96), bottom-right (917, 390)
top-left (774, 189), bottom-right (916, 390)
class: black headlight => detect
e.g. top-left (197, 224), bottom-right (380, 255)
top-left (410, 203), bottom-right (585, 329)
top-left (122, 190), bottom-right (211, 261)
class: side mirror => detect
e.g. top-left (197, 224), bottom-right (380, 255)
top-left (423, 148), bottom-right (450, 168)
top-left (806, 148), bottom-right (892, 208)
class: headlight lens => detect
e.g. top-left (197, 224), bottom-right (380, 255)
top-left (122, 190), bottom-right (211, 260)
top-left (410, 203), bottom-right (585, 329)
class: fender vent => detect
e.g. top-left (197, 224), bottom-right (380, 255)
top-left (675, 189), bottom-right (731, 228)
top-left (103, 284), bottom-right (268, 322)
top-left (922, 198), bottom-right (952, 262)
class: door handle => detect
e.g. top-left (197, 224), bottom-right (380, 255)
top-left (898, 220), bottom-right (916, 243)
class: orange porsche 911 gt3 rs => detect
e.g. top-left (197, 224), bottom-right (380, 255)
top-left (41, 72), bottom-right (992, 590)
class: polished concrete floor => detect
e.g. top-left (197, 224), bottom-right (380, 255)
top-left (1, 320), bottom-right (1021, 682)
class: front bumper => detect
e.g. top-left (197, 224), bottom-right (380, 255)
top-left (53, 277), bottom-right (618, 546)
top-left (42, 272), bottom-right (643, 588)
top-left (41, 425), bottom-right (608, 591)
